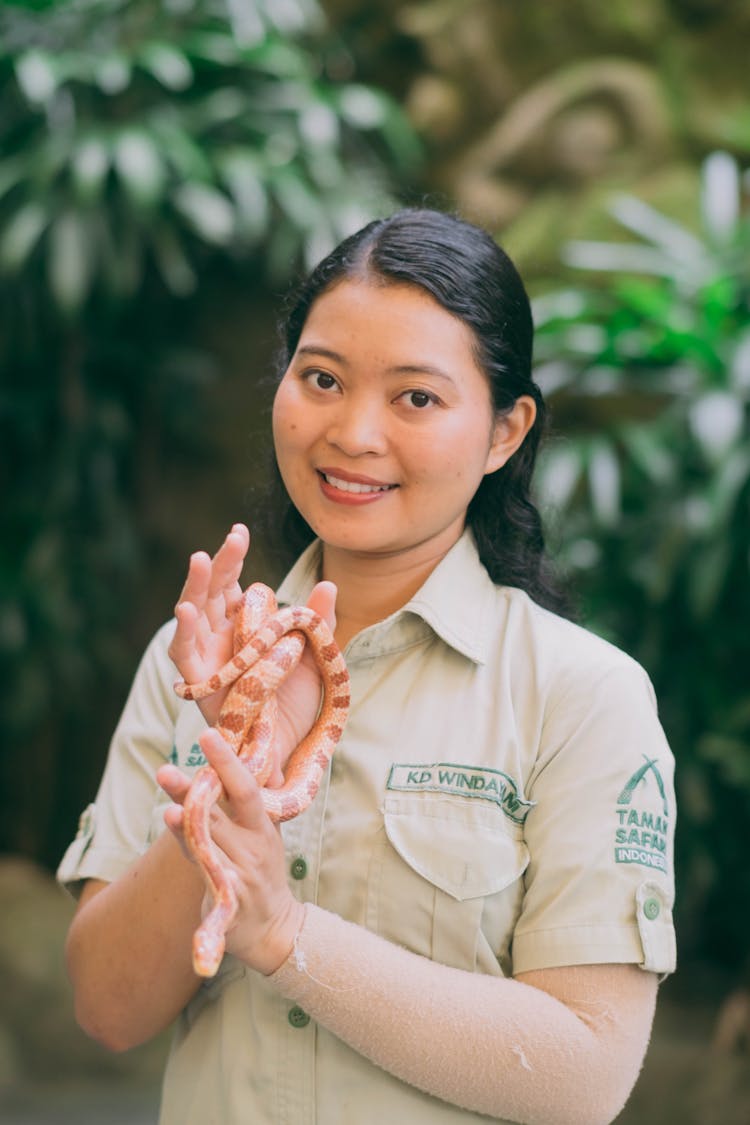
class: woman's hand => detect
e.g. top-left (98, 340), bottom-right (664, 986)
top-left (168, 523), bottom-right (338, 779)
top-left (168, 524), bottom-right (250, 727)
top-left (157, 729), bottom-right (305, 976)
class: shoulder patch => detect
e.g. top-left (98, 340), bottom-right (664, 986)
top-left (614, 757), bottom-right (671, 873)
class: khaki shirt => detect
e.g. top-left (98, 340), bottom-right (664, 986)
top-left (58, 530), bottom-right (676, 1124)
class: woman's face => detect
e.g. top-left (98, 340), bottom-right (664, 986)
top-left (272, 278), bottom-right (534, 566)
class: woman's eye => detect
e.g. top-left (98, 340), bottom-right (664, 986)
top-left (404, 390), bottom-right (435, 409)
top-left (307, 370), bottom-right (337, 391)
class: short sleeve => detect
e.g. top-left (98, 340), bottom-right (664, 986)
top-left (56, 620), bottom-right (183, 896)
top-left (511, 656), bottom-right (676, 977)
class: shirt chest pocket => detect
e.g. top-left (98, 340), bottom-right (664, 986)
top-left (367, 794), bottom-right (529, 974)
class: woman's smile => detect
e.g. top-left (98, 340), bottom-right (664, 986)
top-left (318, 467), bottom-right (398, 502)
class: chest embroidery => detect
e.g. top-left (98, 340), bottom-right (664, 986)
top-left (387, 762), bottom-right (535, 824)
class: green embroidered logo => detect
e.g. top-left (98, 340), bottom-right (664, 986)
top-left (185, 742), bottom-right (207, 769)
top-left (614, 757), bottom-right (670, 873)
top-left (169, 742), bottom-right (207, 769)
top-left (387, 763), bottom-right (535, 824)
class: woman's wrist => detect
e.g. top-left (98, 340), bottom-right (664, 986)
top-left (256, 897), bottom-right (307, 977)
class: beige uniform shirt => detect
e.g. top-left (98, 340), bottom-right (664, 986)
top-left (58, 530), bottom-right (676, 1124)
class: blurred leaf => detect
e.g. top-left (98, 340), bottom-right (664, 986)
top-left (95, 52), bottom-right (131, 95)
top-left (587, 440), bottom-right (621, 526)
top-left (114, 130), bottom-right (167, 209)
top-left (70, 137), bottom-right (110, 204)
top-left (0, 200), bottom-right (47, 270)
top-left (172, 182), bottom-right (235, 244)
top-left (336, 83), bottom-right (388, 128)
top-left (536, 442), bottom-right (584, 509)
top-left (15, 48), bottom-right (56, 103)
top-left (151, 222), bottom-right (197, 295)
top-left (608, 193), bottom-right (707, 265)
top-left (139, 42), bottom-right (193, 91)
top-left (688, 391), bottom-right (744, 463)
top-left (217, 149), bottom-right (268, 238)
top-left (619, 423), bottom-right (677, 486)
top-left (47, 210), bottom-right (92, 313)
top-left (701, 151), bottom-right (740, 243)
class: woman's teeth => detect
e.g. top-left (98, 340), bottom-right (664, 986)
top-left (323, 473), bottom-right (394, 494)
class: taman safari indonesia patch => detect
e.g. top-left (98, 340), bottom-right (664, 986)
top-left (387, 763), bottom-right (535, 825)
top-left (614, 756), bottom-right (670, 873)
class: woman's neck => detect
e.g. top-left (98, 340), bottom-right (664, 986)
top-left (322, 538), bottom-right (459, 649)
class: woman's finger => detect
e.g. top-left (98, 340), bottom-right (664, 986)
top-left (168, 600), bottom-right (203, 680)
top-left (198, 729), bottom-right (268, 831)
top-left (174, 550), bottom-right (212, 614)
top-left (156, 763), bottom-right (192, 806)
top-left (204, 525), bottom-right (250, 629)
top-left (306, 580), bottom-right (337, 632)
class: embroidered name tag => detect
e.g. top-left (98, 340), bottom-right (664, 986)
top-left (387, 763), bottom-right (535, 824)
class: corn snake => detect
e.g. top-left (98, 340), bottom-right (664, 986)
top-left (173, 583), bottom-right (350, 977)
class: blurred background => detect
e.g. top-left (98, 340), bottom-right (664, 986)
top-left (1, 0), bottom-right (749, 1121)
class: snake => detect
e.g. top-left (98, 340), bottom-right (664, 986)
top-left (173, 583), bottom-right (350, 978)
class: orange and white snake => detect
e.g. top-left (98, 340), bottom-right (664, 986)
top-left (174, 583), bottom-right (350, 977)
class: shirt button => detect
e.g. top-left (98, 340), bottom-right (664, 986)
top-left (290, 857), bottom-right (307, 880)
top-left (288, 1005), bottom-right (311, 1029)
top-left (643, 897), bottom-right (661, 920)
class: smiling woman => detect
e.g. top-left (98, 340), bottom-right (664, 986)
top-left (58, 209), bottom-right (676, 1125)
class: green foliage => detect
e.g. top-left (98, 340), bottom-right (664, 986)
top-left (0, 0), bottom-right (419, 313)
top-left (532, 152), bottom-right (750, 967)
top-left (0, 0), bottom-right (419, 864)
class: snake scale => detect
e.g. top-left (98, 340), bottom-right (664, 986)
top-left (173, 583), bottom-right (350, 977)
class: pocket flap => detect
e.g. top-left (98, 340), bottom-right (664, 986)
top-left (383, 795), bottom-right (529, 901)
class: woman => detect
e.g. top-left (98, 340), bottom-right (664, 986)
top-left (59, 209), bottom-right (676, 1125)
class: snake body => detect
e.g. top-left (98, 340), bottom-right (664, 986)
top-left (173, 583), bottom-right (350, 977)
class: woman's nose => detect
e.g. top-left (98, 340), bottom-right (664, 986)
top-left (326, 400), bottom-right (388, 456)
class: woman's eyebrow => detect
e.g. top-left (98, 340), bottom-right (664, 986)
top-left (296, 346), bottom-right (456, 385)
top-left (295, 344), bottom-right (346, 363)
top-left (391, 363), bottom-right (456, 385)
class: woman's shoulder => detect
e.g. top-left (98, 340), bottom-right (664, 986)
top-left (496, 584), bottom-right (655, 702)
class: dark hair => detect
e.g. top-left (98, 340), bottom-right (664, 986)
top-left (264, 207), bottom-right (571, 616)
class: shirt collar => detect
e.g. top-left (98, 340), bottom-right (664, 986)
top-left (275, 529), bottom-right (497, 666)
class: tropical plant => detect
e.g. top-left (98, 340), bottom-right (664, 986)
top-left (0, 0), bottom-right (419, 864)
top-left (531, 151), bottom-right (750, 970)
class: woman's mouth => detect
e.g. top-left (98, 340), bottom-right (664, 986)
top-left (317, 470), bottom-right (397, 503)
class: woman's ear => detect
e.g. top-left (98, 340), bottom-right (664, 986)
top-left (484, 395), bottom-right (537, 475)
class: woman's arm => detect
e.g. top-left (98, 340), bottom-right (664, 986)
top-left (65, 830), bottom-right (205, 1051)
top-left (272, 906), bottom-right (656, 1125)
top-left (64, 524), bottom-right (337, 1051)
